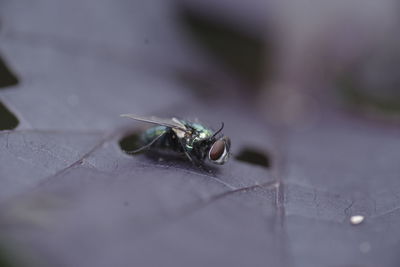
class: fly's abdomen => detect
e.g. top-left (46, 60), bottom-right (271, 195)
top-left (141, 126), bottom-right (181, 152)
top-left (141, 126), bottom-right (167, 143)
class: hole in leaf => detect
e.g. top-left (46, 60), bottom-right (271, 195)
top-left (235, 147), bottom-right (270, 168)
top-left (119, 132), bottom-right (142, 155)
top-left (0, 101), bottom-right (19, 130)
top-left (0, 55), bottom-right (19, 89)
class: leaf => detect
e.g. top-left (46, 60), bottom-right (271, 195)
top-left (0, 1), bottom-right (399, 267)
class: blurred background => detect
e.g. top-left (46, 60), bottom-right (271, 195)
top-left (1, 0), bottom-right (400, 266)
top-left (2, 0), bottom-right (399, 127)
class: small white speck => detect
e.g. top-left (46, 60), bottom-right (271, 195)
top-left (359, 242), bottom-right (371, 253)
top-left (350, 215), bottom-right (365, 225)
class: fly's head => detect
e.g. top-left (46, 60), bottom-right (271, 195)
top-left (207, 136), bottom-right (231, 165)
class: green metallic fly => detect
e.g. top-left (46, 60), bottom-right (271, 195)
top-left (120, 114), bottom-right (231, 165)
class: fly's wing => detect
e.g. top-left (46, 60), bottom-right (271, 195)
top-left (120, 114), bottom-right (188, 132)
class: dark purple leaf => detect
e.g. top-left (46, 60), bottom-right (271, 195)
top-left (0, 1), bottom-right (399, 267)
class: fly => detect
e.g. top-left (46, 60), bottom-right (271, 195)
top-left (120, 114), bottom-right (231, 165)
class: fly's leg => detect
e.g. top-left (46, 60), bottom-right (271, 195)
top-left (179, 144), bottom-right (209, 171)
top-left (195, 161), bottom-right (209, 172)
top-left (176, 137), bottom-right (194, 163)
top-left (184, 151), bottom-right (196, 165)
top-left (176, 135), bottom-right (200, 167)
top-left (183, 151), bottom-right (208, 172)
top-left (173, 133), bottom-right (209, 172)
top-left (126, 132), bottom-right (165, 154)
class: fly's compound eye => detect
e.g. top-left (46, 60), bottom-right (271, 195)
top-left (208, 137), bottom-right (230, 165)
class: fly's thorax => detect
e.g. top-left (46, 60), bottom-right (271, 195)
top-left (172, 127), bottom-right (186, 139)
top-left (189, 123), bottom-right (214, 139)
top-left (173, 121), bottom-right (214, 152)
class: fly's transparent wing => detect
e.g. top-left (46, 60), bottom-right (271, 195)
top-left (120, 114), bottom-right (188, 132)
